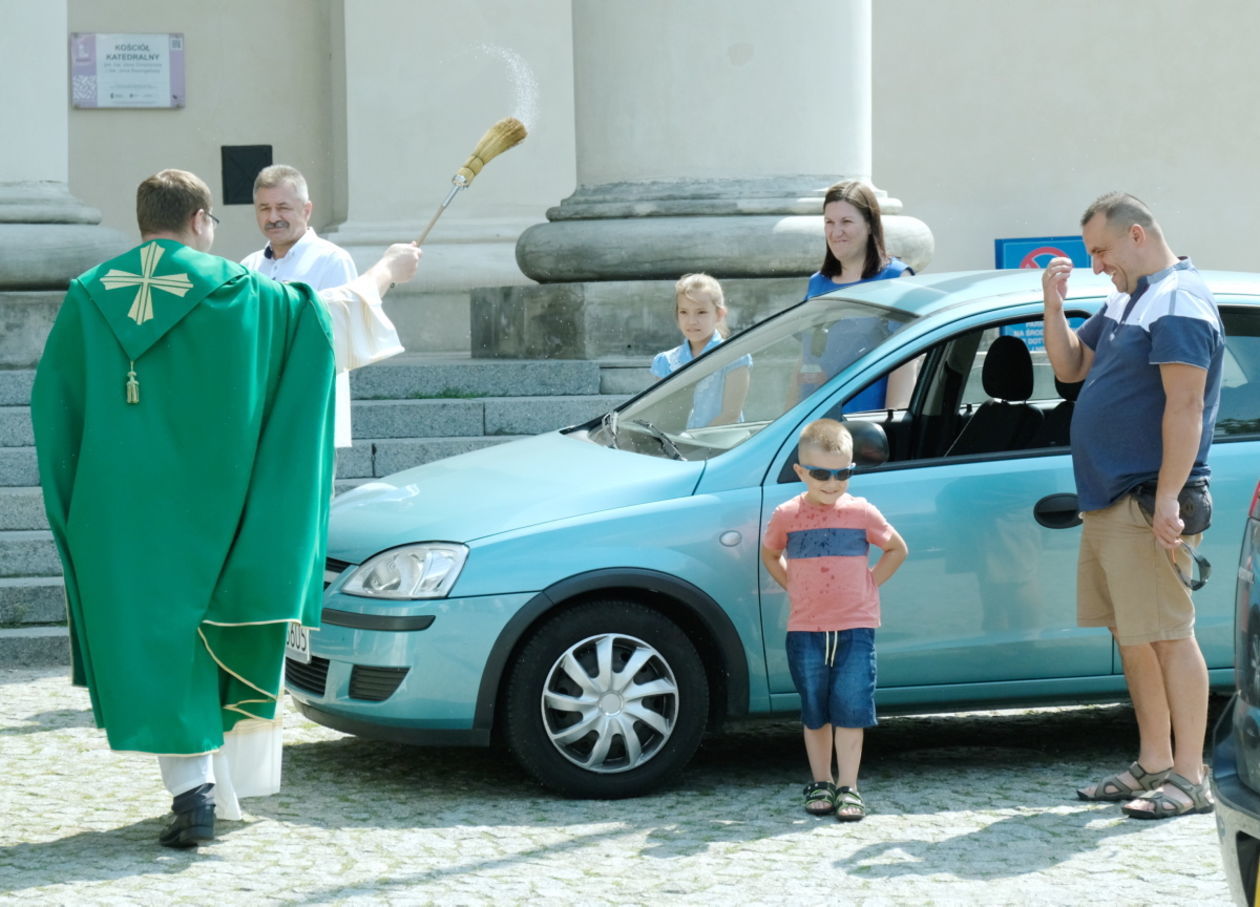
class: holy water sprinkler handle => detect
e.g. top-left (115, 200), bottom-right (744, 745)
top-left (415, 177), bottom-right (467, 246)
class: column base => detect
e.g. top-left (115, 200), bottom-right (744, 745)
top-left (516, 213), bottom-right (932, 283)
top-left (0, 183), bottom-right (130, 290)
top-left (0, 291), bottom-right (62, 368)
top-left (471, 276), bottom-right (805, 360)
top-left (0, 224), bottom-right (132, 290)
top-left (514, 177), bottom-right (933, 283)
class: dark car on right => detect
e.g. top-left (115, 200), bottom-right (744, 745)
top-left (1212, 478), bottom-right (1260, 905)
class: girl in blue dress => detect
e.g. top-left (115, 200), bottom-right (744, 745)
top-left (651, 273), bottom-right (751, 428)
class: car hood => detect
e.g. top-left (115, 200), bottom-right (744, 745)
top-left (327, 431), bottom-right (705, 563)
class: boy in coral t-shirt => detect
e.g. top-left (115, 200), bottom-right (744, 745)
top-left (761, 418), bottom-right (908, 821)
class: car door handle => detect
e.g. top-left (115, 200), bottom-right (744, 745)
top-left (1034, 493), bottom-right (1082, 529)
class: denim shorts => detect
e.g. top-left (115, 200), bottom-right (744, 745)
top-left (786, 628), bottom-right (877, 729)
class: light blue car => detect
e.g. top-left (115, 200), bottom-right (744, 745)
top-left (286, 269), bottom-right (1260, 797)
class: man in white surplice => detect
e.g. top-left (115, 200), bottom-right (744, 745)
top-left (243, 164), bottom-right (389, 447)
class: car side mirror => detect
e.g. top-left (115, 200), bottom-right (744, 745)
top-left (776, 418), bottom-right (889, 484)
top-left (846, 419), bottom-right (890, 468)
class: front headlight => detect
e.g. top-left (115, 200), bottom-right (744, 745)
top-left (340, 543), bottom-right (469, 599)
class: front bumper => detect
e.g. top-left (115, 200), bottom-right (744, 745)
top-left (285, 589), bottom-right (536, 745)
top-left (1211, 695), bottom-right (1260, 906)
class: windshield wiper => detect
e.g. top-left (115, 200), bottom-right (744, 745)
top-left (629, 419), bottom-right (684, 460)
top-left (602, 410), bottom-right (620, 449)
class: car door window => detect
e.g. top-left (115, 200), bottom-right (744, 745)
top-left (1217, 305), bottom-right (1260, 439)
top-left (839, 315), bottom-right (1090, 464)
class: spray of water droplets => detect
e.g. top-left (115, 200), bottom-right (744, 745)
top-left (474, 42), bottom-right (539, 130)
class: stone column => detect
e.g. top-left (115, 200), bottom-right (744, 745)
top-left (0, 1), bottom-right (127, 291)
top-left (0, 0), bottom-right (128, 366)
top-left (480, 0), bottom-right (931, 359)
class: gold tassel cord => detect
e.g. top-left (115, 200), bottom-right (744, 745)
top-left (126, 361), bottom-right (139, 404)
top-left (415, 117), bottom-right (528, 245)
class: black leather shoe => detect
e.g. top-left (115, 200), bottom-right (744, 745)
top-left (158, 782), bottom-right (216, 848)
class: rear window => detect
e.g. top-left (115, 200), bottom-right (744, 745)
top-left (1217, 305), bottom-right (1260, 439)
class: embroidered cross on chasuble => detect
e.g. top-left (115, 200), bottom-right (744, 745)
top-left (95, 241), bottom-right (197, 404)
top-left (100, 241), bottom-right (194, 325)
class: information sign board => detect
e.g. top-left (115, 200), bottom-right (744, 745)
top-left (70, 33), bottom-right (185, 108)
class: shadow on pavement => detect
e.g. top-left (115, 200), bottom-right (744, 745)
top-left (0, 818), bottom-right (221, 889)
top-left (0, 707), bottom-right (96, 736)
top-left (841, 804), bottom-right (1153, 880)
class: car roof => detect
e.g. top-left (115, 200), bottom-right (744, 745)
top-left (813, 268), bottom-right (1260, 320)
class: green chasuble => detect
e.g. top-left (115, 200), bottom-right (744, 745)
top-left (31, 239), bottom-right (336, 755)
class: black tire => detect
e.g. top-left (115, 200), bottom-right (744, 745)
top-left (503, 599), bottom-right (709, 798)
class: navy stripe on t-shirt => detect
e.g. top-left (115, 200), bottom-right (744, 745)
top-left (785, 527), bottom-right (870, 559)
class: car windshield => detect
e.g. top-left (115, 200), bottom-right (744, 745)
top-left (583, 296), bottom-right (916, 460)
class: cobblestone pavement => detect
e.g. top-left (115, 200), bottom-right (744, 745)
top-left (0, 666), bottom-right (1232, 905)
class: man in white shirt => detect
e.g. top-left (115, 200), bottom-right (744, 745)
top-left (243, 164), bottom-right (391, 446)
top-left (243, 164), bottom-right (357, 288)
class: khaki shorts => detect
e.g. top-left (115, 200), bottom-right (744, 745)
top-left (1077, 494), bottom-right (1202, 646)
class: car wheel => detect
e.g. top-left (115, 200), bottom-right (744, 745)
top-left (504, 599), bottom-right (709, 798)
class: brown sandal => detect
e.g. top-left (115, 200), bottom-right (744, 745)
top-left (1121, 766), bottom-right (1214, 820)
top-left (1076, 761), bottom-right (1171, 802)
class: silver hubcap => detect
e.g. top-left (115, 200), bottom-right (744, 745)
top-left (540, 632), bottom-right (680, 774)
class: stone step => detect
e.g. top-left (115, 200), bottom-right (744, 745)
top-left (0, 486), bottom-right (46, 530)
top-left (0, 626), bottom-right (70, 666)
top-left (0, 447), bottom-right (39, 487)
top-left (0, 369), bottom-right (34, 405)
top-left (0, 576), bottom-right (64, 625)
top-left (350, 394), bottom-right (627, 440)
top-left (351, 355), bottom-right (604, 400)
top-left (0, 405), bottom-right (32, 447)
top-left (1, 389), bottom-right (620, 485)
top-left (336, 435), bottom-right (521, 480)
top-left (599, 360), bottom-right (655, 395)
top-left (0, 530), bottom-right (60, 577)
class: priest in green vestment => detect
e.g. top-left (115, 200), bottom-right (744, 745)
top-left (30, 169), bottom-right (421, 847)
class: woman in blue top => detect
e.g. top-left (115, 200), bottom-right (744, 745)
top-left (798, 180), bottom-right (914, 410)
top-left (651, 273), bottom-right (751, 428)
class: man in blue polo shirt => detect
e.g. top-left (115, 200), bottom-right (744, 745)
top-left (1042, 192), bottom-right (1223, 820)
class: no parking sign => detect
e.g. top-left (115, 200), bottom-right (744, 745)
top-left (995, 235), bottom-right (1091, 350)
top-left (994, 235), bottom-right (1089, 269)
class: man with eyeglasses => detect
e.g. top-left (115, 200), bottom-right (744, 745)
top-left (30, 168), bottom-right (421, 848)
top-left (1043, 191), bottom-right (1224, 820)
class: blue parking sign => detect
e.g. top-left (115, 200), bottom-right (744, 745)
top-left (994, 235), bottom-right (1089, 269)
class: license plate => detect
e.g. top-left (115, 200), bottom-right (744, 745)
top-left (286, 623), bottom-right (311, 664)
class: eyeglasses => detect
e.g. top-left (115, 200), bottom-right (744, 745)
top-left (1172, 540), bottom-right (1211, 591)
top-left (205, 210), bottom-right (220, 225)
top-left (1134, 505), bottom-right (1212, 591)
top-left (799, 464), bottom-right (856, 482)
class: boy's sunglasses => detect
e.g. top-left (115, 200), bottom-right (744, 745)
top-left (799, 465), bottom-right (856, 482)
